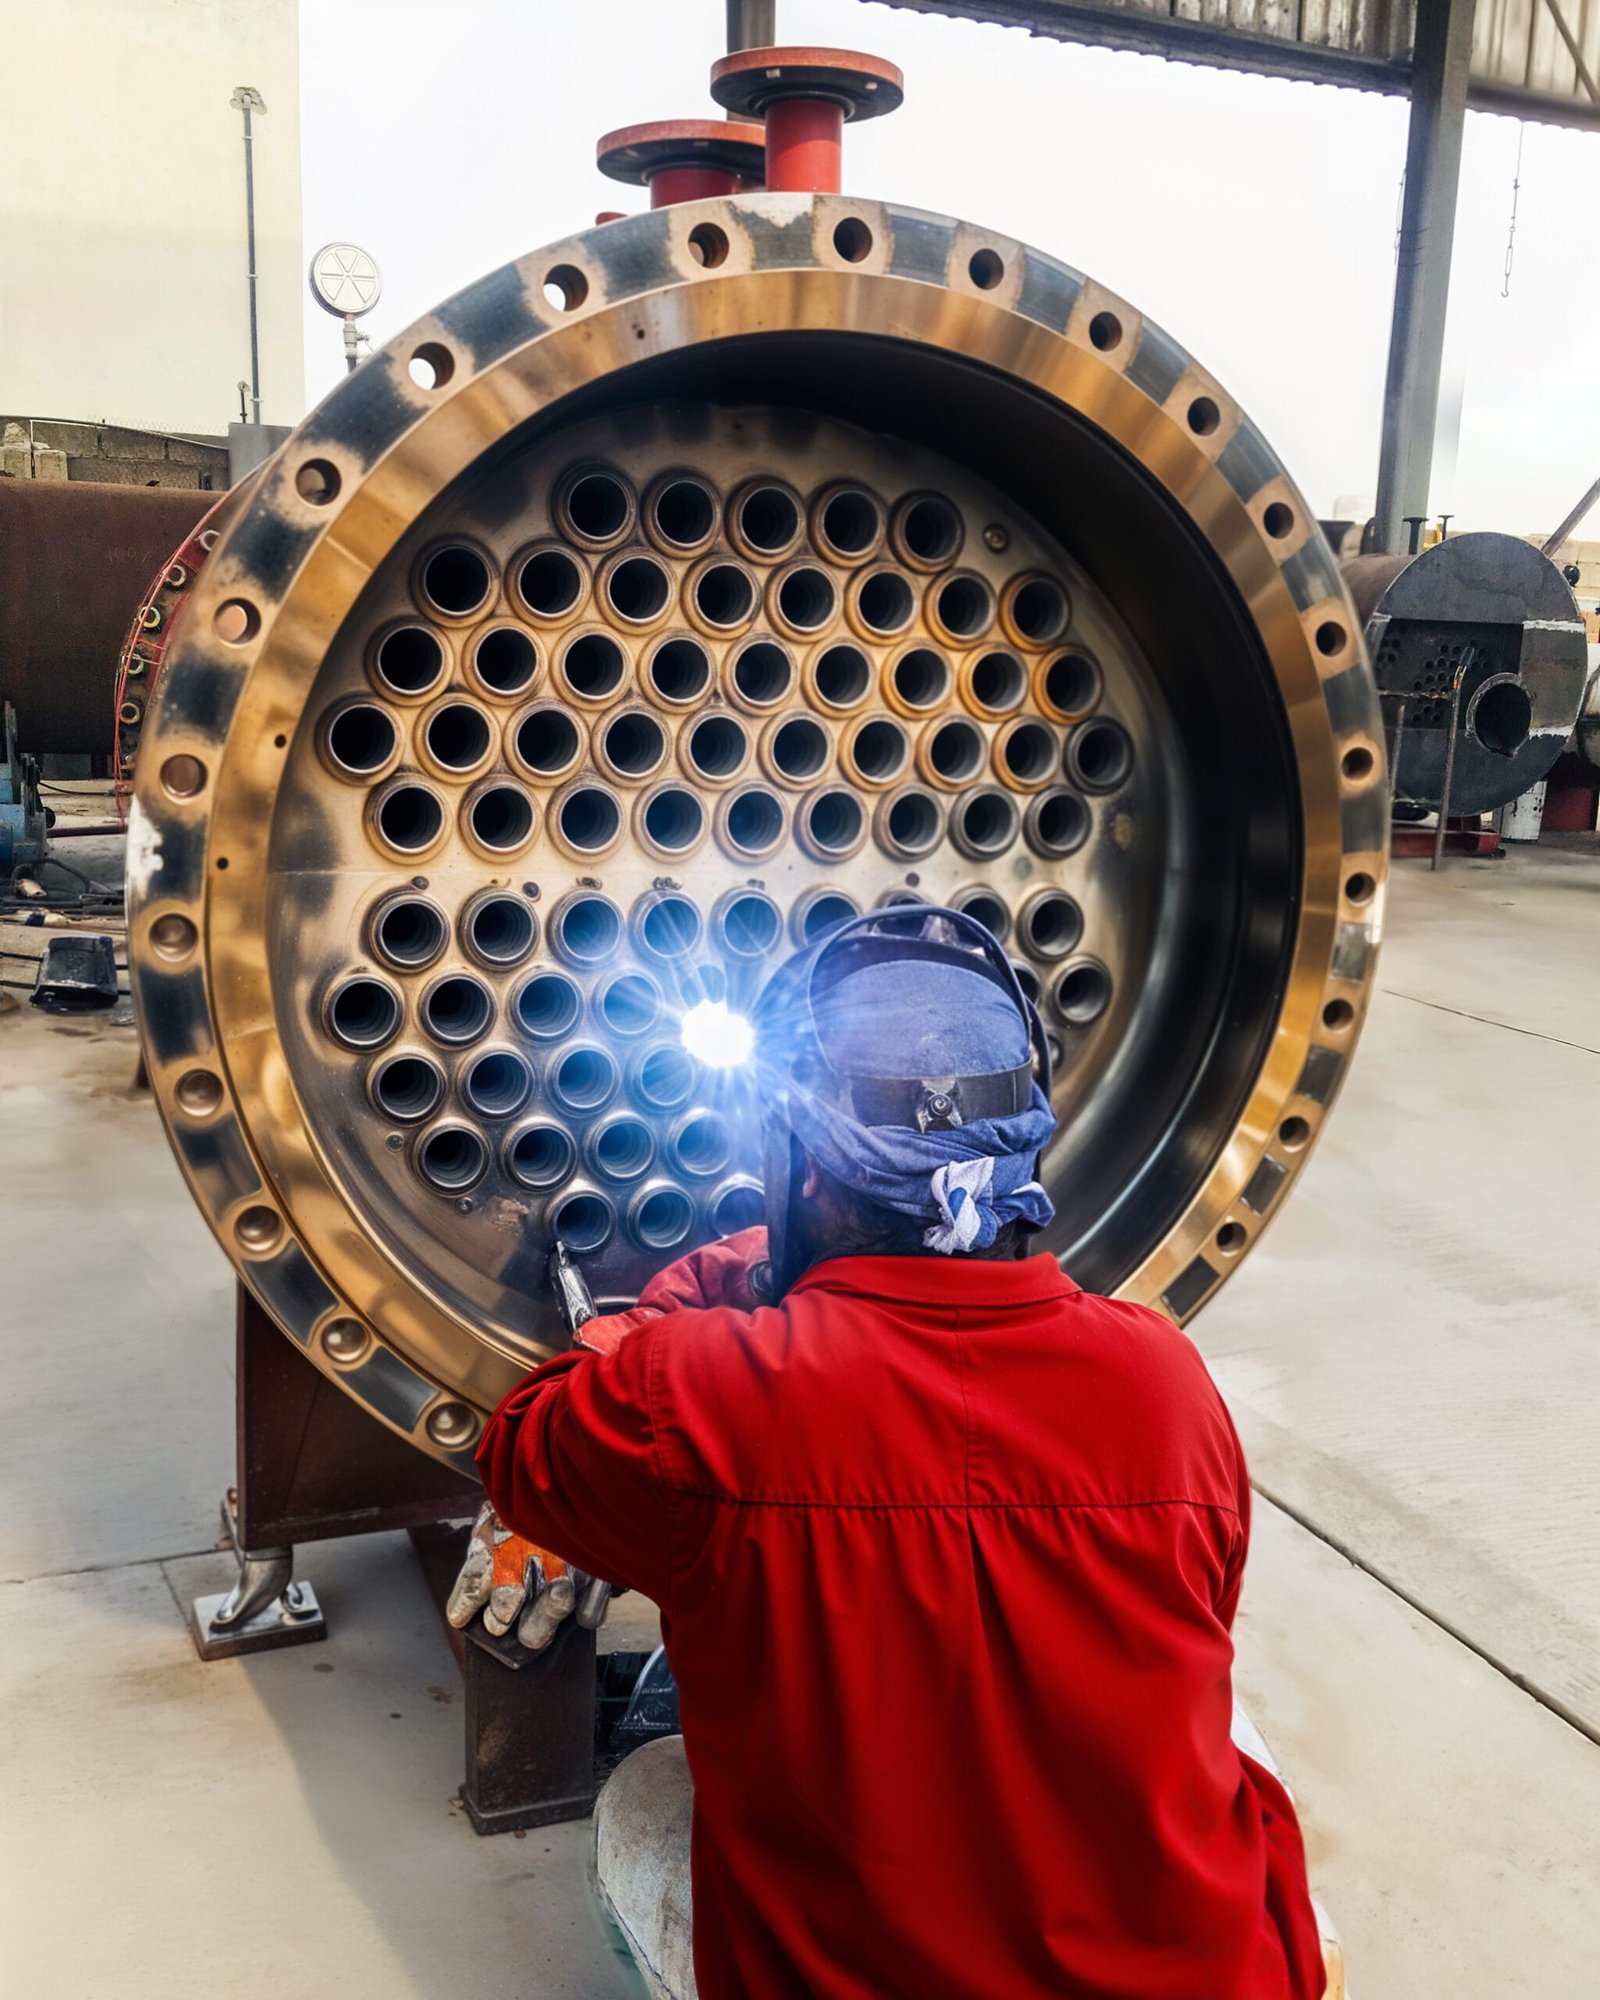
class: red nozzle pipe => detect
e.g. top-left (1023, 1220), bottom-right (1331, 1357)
top-left (763, 96), bottom-right (845, 195)
top-left (708, 47), bottom-right (903, 197)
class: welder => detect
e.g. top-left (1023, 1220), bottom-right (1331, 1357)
top-left (461, 906), bottom-right (1325, 1999)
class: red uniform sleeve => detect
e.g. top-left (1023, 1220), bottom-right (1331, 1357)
top-left (475, 1328), bottom-right (673, 1608)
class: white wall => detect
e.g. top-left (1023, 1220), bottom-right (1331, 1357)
top-left (0, 0), bottom-right (303, 434)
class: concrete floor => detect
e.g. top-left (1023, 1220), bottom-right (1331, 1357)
top-left (2, 835), bottom-right (1597, 1996)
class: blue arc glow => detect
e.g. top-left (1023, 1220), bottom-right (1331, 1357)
top-left (680, 998), bottom-right (755, 1070)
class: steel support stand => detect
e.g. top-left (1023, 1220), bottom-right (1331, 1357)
top-left (1373, 0), bottom-right (1478, 556)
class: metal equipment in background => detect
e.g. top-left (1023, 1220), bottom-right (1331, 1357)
top-left (0, 701), bottom-right (47, 875)
top-left (1342, 531), bottom-right (1588, 820)
top-left (309, 241), bottom-right (383, 375)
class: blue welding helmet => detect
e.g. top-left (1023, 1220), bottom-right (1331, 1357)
top-left (751, 904), bottom-right (1053, 1296)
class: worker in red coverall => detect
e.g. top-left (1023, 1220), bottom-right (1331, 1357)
top-left (463, 905), bottom-right (1326, 2000)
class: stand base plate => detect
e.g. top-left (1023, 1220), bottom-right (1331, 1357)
top-left (189, 1585), bottom-right (327, 1662)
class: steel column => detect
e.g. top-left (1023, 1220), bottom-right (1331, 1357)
top-left (1373, 0), bottom-right (1478, 556)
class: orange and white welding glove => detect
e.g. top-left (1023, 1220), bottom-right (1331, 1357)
top-left (446, 1500), bottom-right (582, 1651)
top-left (573, 1225), bottom-right (769, 1355)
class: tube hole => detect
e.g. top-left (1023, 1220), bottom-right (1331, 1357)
top-left (425, 701), bottom-right (491, 772)
top-left (601, 709), bottom-right (668, 779)
top-left (552, 784), bottom-right (620, 856)
top-left (418, 1127), bottom-right (488, 1193)
top-left (1042, 651), bottom-right (1100, 718)
top-left (819, 486), bottom-right (882, 560)
top-left (856, 569), bottom-right (914, 635)
top-left (1054, 959), bottom-right (1112, 1025)
top-left (1187, 395), bottom-right (1222, 437)
top-left (717, 890), bottom-right (783, 958)
top-left (927, 718), bottom-right (986, 786)
top-left (968, 247), bottom-right (1004, 289)
top-left (515, 972), bottom-right (582, 1040)
top-left (955, 788), bottom-right (1019, 857)
top-left (517, 547), bottom-right (584, 619)
top-left (328, 977), bottom-right (402, 1051)
top-left (651, 478), bottom-right (716, 549)
top-left (1088, 311), bottom-right (1123, 351)
top-left (327, 704), bottom-right (398, 776)
top-left (1010, 960), bottom-right (1041, 1004)
top-left (1470, 681), bottom-right (1532, 756)
top-left (635, 1044), bottom-right (695, 1110)
top-left (804, 788), bottom-right (865, 856)
top-left (687, 714), bottom-right (749, 781)
top-left (849, 718), bottom-right (910, 784)
top-left (770, 715), bottom-right (829, 783)
top-left (732, 641), bottom-right (794, 708)
top-left (970, 650), bottom-right (1026, 712)
top-left (552, 1046), bottom-right (620, 1112)
top-left (737, 484), bottom-right (801, 558)
top-left (375, 784), bottom-right (444, 853)
top-left (563, 469), bottom-right (629, 543)
top-left (797, 890), bottom-right (858, 943)
top-left (710, 1179), bottom-right (765, 1236)
top-left (642, 785), bottom-right (706, 854)
top-left (561, 632), bottom-right (626, 700)
top-left (632, 1186), bottom-right (696, 1250)
top-left (514, 705), bottom-right (582, 777)
top-left (473, 627), bottom-right (538, 695)
top-left (593, 1117), bottom-right (655, 1182)
top-left (1027, 787), bottom-right (1090, 857)
top-left (507, 1124), bottom-right (576, 1189)
top-left (687, 222), bottom-right (728, 268)
top-left (420, 974), bottom-right (494, 1046)
top-left (896, 493), bottom-right (963, 569)
top-left (639, 894), bottom-right (704, 960)
top-left (694, 561), bottom-right (756, 629)
top-left (813, 643), bottom-right (872, 709)
top-left (893, 647), bottom-right (951, 712)
top-left (553, 893), bottom-right (623, 966)
top-left (881, 786), bottom-right (942, 858)
top-left (777, 565), bottom-right (838, 633)
top-left (672, 1111), bottom-right (733, 1179)
top-left (371, 1055), bottom-right (443, 1122)
top-left (467, 783), bottom-right (535, 852)
top-left (647, 636), bottom-right (713, 705)
top-left (832, 217), bottom-right (873, 262)
top-left (723, 786), bottom-right (785, 855)
top-left (550, 1191), bottom-right (614, 1254)
top-left (605, 554), bottom-right (671, 624)
top-left (464, 894), bottom-right (537, 966)
top-left (421, 545), bottom-right (492, 618)
top-left (934, 573), bottom-right (993, 640)
top-left (375, 625), bottom-right (445, 696)
top-left (463, 1050), bottom-right (532, 1118)
top-left (544, 264), bottom-right (589, 312)
top-left (598, 973), bottom-right (661, 1038)
top-left (1021, 892), bottom-right (1084, 961)
top-left (953, 889), bottom-right (1010, 943)
top-left (1008, 575), bottom-right (1070, 646)
top-left (1001, 720), bottom-right (1057, 786)
top-left (1068, 718), bottom-right (1133, 793)
top-left (373, 897), bottom-right (448, 969)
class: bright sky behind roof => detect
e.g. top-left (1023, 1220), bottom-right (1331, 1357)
top-left (300, 0), bottom-right (1600, 535)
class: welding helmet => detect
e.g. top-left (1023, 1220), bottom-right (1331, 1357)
top-left (751, 904), bottom-right (1055, 1297)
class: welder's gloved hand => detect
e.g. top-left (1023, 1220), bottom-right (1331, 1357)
top-left (574, 1225), bottom-right (769, 1355)
top-left (446, 1500), bottom-right (585, 1651)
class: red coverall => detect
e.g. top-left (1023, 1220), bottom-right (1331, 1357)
top-left (478, 1235), bottom-right (1324, 2000)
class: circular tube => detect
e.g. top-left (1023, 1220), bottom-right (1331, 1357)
top-left (589, 1115), bottom-right (656, 1183)
top-left (369, 1053), bottom-right (444, 1123)
top-left (636, 891), bottom-right (704, 960)
top-left (632, 1042), bottom-right (696, 1111)
top-left (548, 1188), bottom-right (616, 1254)
top-left (598, 707), bottom-right (669, 783)
top-left (646, 473), bottom-right (718, 554)
top-left (461, 892), bottom-right (538, 967)
top-left (889, 646), bottom-right (951, 715)
top-left (422, 698), bottom-right (494, 776)
top-left (644, 634), bottom-right (713, 707)
top-left (505, 1122), bottom-right (576, 1190)
top-left (558, 629), bottom-right (627, 703)
top-left (369, 894), bottom-right (449, 971)
top-left (550, 891), bottom-right (624, 967)
top-left (324, 701), bottom-right (399, 779)
top-left (462, 1049), bottom-right (533, 1118)
top-left (773, 563), bottom-right (839, 636)
top-left (670, 1109), bottom-right (733, 1179)
top-left (714, 887), bottom-right (783, 959)
top-left (628, 1182), bottom-right (697, 1251)
top-left (876, 784), bottom-right (944, 859)
top-left (326, 976), bottom-right (403, 1052)
top-left (951, 787), bottom-right (1020, 860)
top-left (369, 780), bottom-right (446, 857)
top-left (719, 784), bottom-right (787, 859)
top-left (708, 1176), bottom-right (765, 1237)
top-left (964, 649), bottom-right (1028, 717)
top-left (464, 781), bottom-right (537, 855)
top-left (952, 886), bottom-right (1011, 945)
top-left (891, 490), bottom-right (964, 571)
top-left (813, 482), bottom-right (885, 565)
top-left (1025, 786), bottom-right (1090, 858)
top-left (1053, 958), bottom-right (1113, 1027)
top-left (513, 970), bottom-right (583, 1041)
top-left (729, 479), bottom-right (803, 563)
top-left (690, 558), bottom-right (758, 633)
top-left (995, 718), bottom-right (1059, 790)
top-left (1003, 572), bottom-right (1071, 648)
top-left (596, 972), bottom-right (662, 1039)
top-left (416, 1124), bottom-right (490, 1192)
top-left (929, 571), bottom-right (995, 645)
top-left (729, 639), bottom-right (795, 711)
top-left (920, 716), bottom-right (987, 789)
top-left (1018, 890), bottom-right (1085, 961)
top-left (807, 641), bottom-right (873, 712)
top-left (1038, 649), bottom-right (1102, 721)
top-left (556, 465), bottom-right (635, 548)
top-left (1009, 959), bottom-right (1042, 1005)
top-left (850, 566), bottom-right (916, 638)
top-left (639, 782), bottom-right (707, 857)
top-left (419, 973), bottom-right (495, 1046)
top-left (372, 624), bottom-right (446, 699)
top-left (791, 887), bottom-right (859, 945)
top-left (800, 786), bottom-right (867, 861)
top-left (843, 715), bottom-right (911, 788)
top-left (553, 782), bottom-right (624, 856)
top-left (551, 1044), bottom-right (621, 1113)
top-left (683, 712), bottom-right (751, 785)
top-left (602, 551), bottom-right (673, 626)
top-left (1067, 717), bottom-right (1134, 793)
top-left (514, 544), bottom-right (587, 621)
top-left (418, 543), bottom-right (493, 619)
top-left (511, 701), bottom-right (584, 781)
top-left (471, 625), bottom-right (540, 698)
top-left (765, 713), bottom-right (830, 787)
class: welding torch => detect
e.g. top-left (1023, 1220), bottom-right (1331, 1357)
top-left (546, 1238), bottom-right (615, 1631)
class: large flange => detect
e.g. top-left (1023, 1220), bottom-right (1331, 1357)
top-left (128, 193), bottom-right (1387, 1473)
